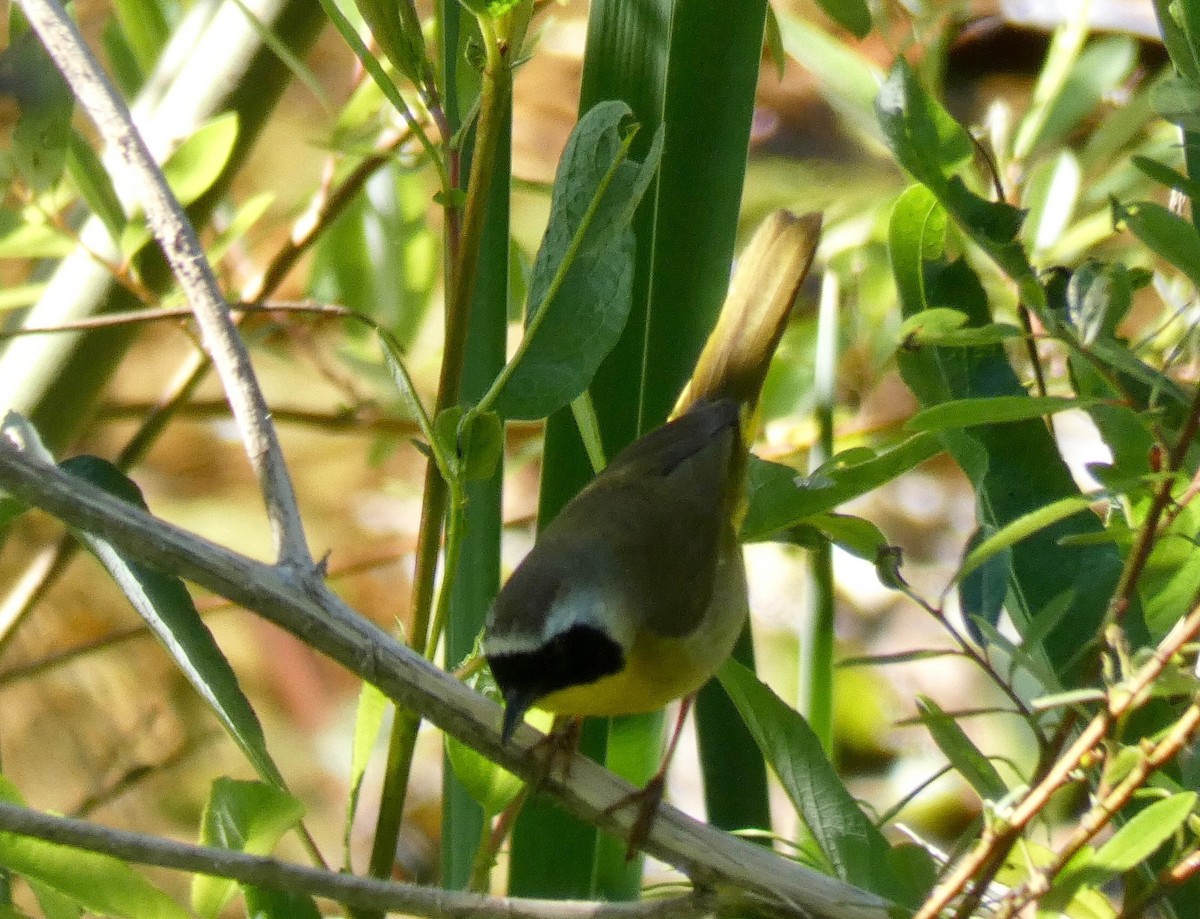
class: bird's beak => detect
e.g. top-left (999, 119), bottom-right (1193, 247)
top-left (500, 690), bottom-right (537, 744)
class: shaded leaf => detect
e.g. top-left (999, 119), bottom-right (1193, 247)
top-left (959, 526), bottom-right (1009, 645)
top-left (717, 660), bottom-right (909, 904)
top-left (915, 697), bottom-right (1008, 801)
top-left (492, 101), bottom-right (662, 419)
top-left (58, 455), bottom-right (285, 787)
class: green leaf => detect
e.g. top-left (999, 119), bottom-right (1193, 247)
top-left (958, 495), bottom-right (1097, 581)
top-left (110, 0), bottom-right (170, 73)
top-left (716, 660), bottom-right (907, 904)
top-left (1132, 154), bottom-right (1200, 200)
top-left (907, 396), bottom-right (1095, 433)
top-left (900, 308), bottom-right (1021, 348)
top-left (796, 512), bottom-right (889, 560)
top-left (434, 408), bottom-right (503, 483)
top-left (888, 185), bottom-right (946, 317)
top-left (1064, 261), bottom-right (1133, 346)
top-left (119, 113), bottom-right (241, 256)
top-left (490, 101), bottom-right (662, 420)
top-left (876, 59), bottom-right (973, 184)
top-left (958, 526), bottom-right (1010, 645)
top-left (1022, 149), bottom-right (1080, 255)
top-left (343, 680), bottom-right (388, 870)
top-left (1141, 503), bottom-right (1200, 635)
top-left (1029, 36), bottom-right (1137, 154)
top-left (65, 131), bottom-right (126, 242)
top-left (1152, 75), bottom-right (1200, 131)
top-left (743, 434), bottom-right (943, 542)
top-left (356, 0), bottom-right (428, 89)
top-left (887, 221), bottom-right (1137, 674)
top-left (0, 209), bottom-right (73, 258)
top-left (915, 697), bottom-right (1008, 801)
top-left (160, 112), bottom-right (240, 206)
top-left (1115, 199), bottom-right (1200, 289)
top-left (877, 62), bottom-right (1042, 310)
top-left (57, 455), bottom-right (286, 788)
top-left (445, 731), bottom-right (524, 817)
top-left (813, 0), bottom-right (871, 38)
top-left (0, 27), bottom-right (74, 190)
top-left (192, 778), bottom-right (307, 919)
top-left (1057, 792), bottom-right (1197, 894)
top-left (0, 776), bottom-right (189, 919)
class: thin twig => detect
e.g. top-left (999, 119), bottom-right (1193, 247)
top-left (0, 802), bottom-right (712, 919)
top-left (0, 438), bottom-right (892, 919)
top-left (996, 696), bottom-right (1200, 917)
top-left (18, 0), bottom-right (313, 569)
top-left (913, 606), bottom-right (1200, 919)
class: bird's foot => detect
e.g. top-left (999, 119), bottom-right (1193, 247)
top-left (601, 774), bottom-right (666, 861)
top-left (530, 716), bottom-right (583, 787)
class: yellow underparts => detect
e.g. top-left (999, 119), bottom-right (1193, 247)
top-left (535, 629), bottom-right (718, 717)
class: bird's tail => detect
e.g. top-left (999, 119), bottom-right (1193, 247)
top-left (674, 210), bottom-right (822, 425)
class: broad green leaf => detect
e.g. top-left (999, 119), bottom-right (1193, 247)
top-left (958, 527), bottom-right (1009, 645)
top-left (790, 512), bottom-right (889, 560)
top-left (445, 732), bottom-right (524, 817)
top-left (192, 778), bottom-right (307, 919)
top-left (160, 112), bottom-right (240, 207)
top-left (57, 455), bottom-right (286, 788)
top-left (813, 0), bottom-right (871, 38)
top-left (491, 100), bottom-right (662, 419)
top-left (877, 62), bottom-right (1042, 310)
top-left (343, 681), bottom-right (388, 870)
top-left (1, 26), bottom-right (74, 190)
top-left (907, 396), bottom-right (1095, 433)
top-left (876, 59), bottom-right (972, 183)
top-left (1115, 199), bottom-right (1200, 289)
top-left (888, 185), bottom-right (946, 318)
top-left (915, 697), bottom-right (1008, 802)
top-left (0, 777), bottom-right (189, 919)
top-left (888, 216), bottom-right (1137, 673)
top-left (717, 660), bottom-right (908, 904)
top-left (742, 433), bottom-right (943, 542)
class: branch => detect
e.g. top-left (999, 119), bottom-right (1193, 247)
top-left (0, 802), bottom-right (708, 919)
top-left (0, 438), bottom-right (891, 919)
top-left (16, 0), bottom-right (313, 570)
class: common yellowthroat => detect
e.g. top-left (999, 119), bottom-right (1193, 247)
top-left (484, 210), bottom-right (821, 747)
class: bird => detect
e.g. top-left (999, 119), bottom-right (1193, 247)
top-left (483, 210), bottom-right (821, 842)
